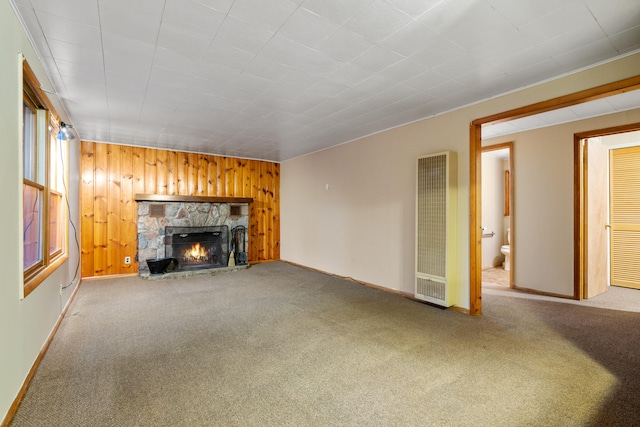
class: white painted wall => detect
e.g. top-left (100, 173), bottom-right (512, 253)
top-left (0, 2), bottom-right (80, 422)
top-left (281, 52), bottom-right (640, 308)
top-left (481, 154), bottom-right (506, 269)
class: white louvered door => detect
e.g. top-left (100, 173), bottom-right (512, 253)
top-left (610, 146), bottom-right (640, 289)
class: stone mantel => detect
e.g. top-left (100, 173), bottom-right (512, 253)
top-left (135, 194), bottom-right (253, 203)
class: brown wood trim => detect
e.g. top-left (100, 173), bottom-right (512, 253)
top-left (475, 75), bottom-right (640, 126)
top-left (22, 59), bottom-right (60, 123)
top-left (134, 194), bottom-right (253, 203)
top-left (512, 285), bottom-right (574, 299)
top-left (469, 123), bottom-right (483, 316)
top-left (470, 75), bottom-right (640, 315)
top-left (23, 253), bottom-right (69, 298)
top-left (574, 134), bottom-right (584, 300)
top-left (1, 280), bottom-right (82, 427)
top-left (81, 273), bottom-right (139, 281)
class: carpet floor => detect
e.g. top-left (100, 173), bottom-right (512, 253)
top-left (10, 261), bottom-right (640, 426)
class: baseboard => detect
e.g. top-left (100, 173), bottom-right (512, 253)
top-left (282, 260), bottom-right (415, 299)
top-left (1, 280), bottom-right (82, 427)
top-left (81, 273), bottom-right (138, 281)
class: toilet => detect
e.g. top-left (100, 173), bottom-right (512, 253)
top-left (501, 228), bottom-right (511, 271)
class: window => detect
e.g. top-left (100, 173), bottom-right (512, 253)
top-left (22, 58), bottom-right (68, 297)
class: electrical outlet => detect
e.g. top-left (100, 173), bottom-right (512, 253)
top-left (124, 256), bottom-right (131, 264)
top-left (59, 284), bottom-right (63, 296)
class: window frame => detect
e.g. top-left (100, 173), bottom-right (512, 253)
top-left (21, 58), bottom-right (68, 298)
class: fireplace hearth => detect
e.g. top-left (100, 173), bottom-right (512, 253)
top-left (165, 226), bottom-right (229, 271)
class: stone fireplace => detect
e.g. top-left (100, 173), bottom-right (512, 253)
top-left (136, 195), bottom-right (250, 275)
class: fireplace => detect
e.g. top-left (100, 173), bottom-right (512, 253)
top-left (165, 226), bottom-right (229, 271)
top-left (136, 197), bottom-right (250, 276)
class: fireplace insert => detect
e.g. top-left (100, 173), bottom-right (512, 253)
top-left (165, 226), bottom-right (229, 270)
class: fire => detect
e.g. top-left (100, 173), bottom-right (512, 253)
top-left (184, 243), bottom-right (208, 261)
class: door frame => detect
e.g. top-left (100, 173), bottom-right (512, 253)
top-left (469, 75), bottom-right (640, 316)
top-left (481, 142), bottom-right (514, 288)
top-left (575, 123), bottom-right (640, 299)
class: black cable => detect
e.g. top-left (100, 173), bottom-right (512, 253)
top-left (57, 134), bottom-right (80, 290)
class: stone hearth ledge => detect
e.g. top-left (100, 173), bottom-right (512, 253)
top-left (140, 264), bottom-right (250, 280)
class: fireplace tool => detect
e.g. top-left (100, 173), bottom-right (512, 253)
top-left (231, 226), bottom-right (247, 265)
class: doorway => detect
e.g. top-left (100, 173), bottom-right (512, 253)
top-left (579, 126), bottom-right (640, 299)
top-left (469, 75), bottom-right (640, 316)
top-left (481, 143), bottom-right (513, 290)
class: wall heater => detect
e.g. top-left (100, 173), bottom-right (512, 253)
top-left (415, 151), bottom-right (458, 307)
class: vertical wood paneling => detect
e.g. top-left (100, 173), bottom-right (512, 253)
top-left (207, 155), bottom-right (217, 196)
top-left (156, 149), bottom-right (168, 195)
top-left (273, 164), bottom-right (281, 260)
top-left (167, 151), bottom-right (177, 195)
top-left (132, 147), bottom-right (145, 195)
top-left (80, 142), bottom-right (95, 277)
top-left (93, 143), bottom-right (108, 275)
top-left (106, 146), bottom-right (121, 275)
top-left (176, 151), bottom-right (187, 195)
top-left (188, 153), bottom-right (198, 195)
top-left (144, 149), bottom-right (157, 194)
top-left (198, 155), bottom-right (208, 196)
top-left (80, 141), bottom-right (280, 277)
top-left (216, 156), bottom-right (224, 196)
top-left (250, 160), bottom-right (260, 260)
top-left (120, 145), bottom-right (136, 274)
top-left (225, 157), bottom-right (234, 196)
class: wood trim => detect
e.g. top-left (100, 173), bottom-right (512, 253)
top-left (470, 75), bottom-right (640, 315)
top-left (1, 280), bottom-right (82, 427)
top-left (476, 75), bottom-right (640, 126)
top-left (574, 134), bottom-right (584, 300)
top-left (470, 123), bottom-right (482, 316)
top-left (134, 194), bottom-right (253, 203)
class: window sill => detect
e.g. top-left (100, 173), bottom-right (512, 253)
top-left (23, 253), bottom-right (68, 298)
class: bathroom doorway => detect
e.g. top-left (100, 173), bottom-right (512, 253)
top-left (481, 142), bottom-right (513, 290)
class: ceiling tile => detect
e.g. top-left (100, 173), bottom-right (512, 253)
top-left (585, 0), bottom-right (640, 35)
top-left (317, 28), bottom-right (374, 62)
top-left (409, 36), bottom-right (466, 68)
top-left (163, 0), bottom-right (225, 39)
top-left (519, 2), bottom-right (596, 44)
top-left (384, 0), bottom-right (446, 19)
top-left (486, 0), bottom-right (565, 28)
top-left (215, 16), bottom-right (275, 55)
top-left (351, 45), bottom-right (403, 73)
top-left (302, 0), bottom-right (374, 25)
top-left (35, 10), bottom-right (101, 49)
top-left (419, 0), bottom-right (494, 34)
top-left (157, 25), bottom-right (211, 60)
top-left (30, 0), bottom-right (99, 25)
top-left (279, 7), bottom-right (339, 48)
top-left (202, 41), bottom-right (256, 70)
top-left (610, 25), bottom-right (640, 53)
top-left (228, 0), bottom-right (299, 33)
top-left (380, 20), bottom-right (438, 57)
top-left (98, 1), bottom-right (162, 45)
top-left (344, 0), bottom-right (413, 43)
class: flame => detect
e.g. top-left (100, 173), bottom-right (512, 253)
top-left (184, 243), bottom-right (208, 260)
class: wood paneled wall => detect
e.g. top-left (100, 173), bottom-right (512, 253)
top-left (80, 141), bottom-right (280, 277)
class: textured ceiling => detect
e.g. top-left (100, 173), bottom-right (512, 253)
top-left (11, 0), bottom-right (640, 161)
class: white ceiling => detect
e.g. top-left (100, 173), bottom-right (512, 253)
top-left (11, 0), bottom-right (640, 161)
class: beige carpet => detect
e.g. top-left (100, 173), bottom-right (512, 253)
top-left (10, 261), bottom-right (640, 426)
